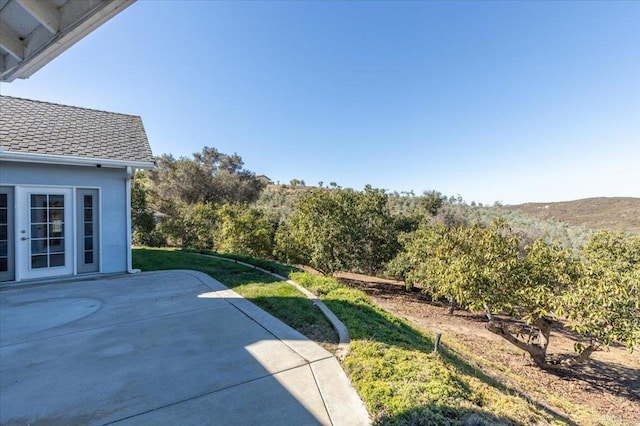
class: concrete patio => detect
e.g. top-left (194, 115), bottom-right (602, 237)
top-left (0, 270), bottom-right (369, 425)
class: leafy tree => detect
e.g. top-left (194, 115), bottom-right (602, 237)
top-left (216, 204), bottom-right (275, 258)
top-left (146, 146), bottom-right (265, 212)
top-left (131, 175), bottom-right (156, 246)
top-left (276, 186), bottom-right (397, 275)
top-left (276, 188), bottom-right (358, 274)
top-left (390, 220), bottom-right (589, 367)
top-left (356, 186), bottom-right (399, 274)
top-left (157, 202), bottom-right (218, 249)
top-left (421, 190), bottom-right (446, 216)
top-left (562, 231), bottom-right (640, 361)
top-left (494, 238), bottom-right (580, 366)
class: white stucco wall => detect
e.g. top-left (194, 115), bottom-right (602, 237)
top-left (0, 161), bottom-right (129, 274)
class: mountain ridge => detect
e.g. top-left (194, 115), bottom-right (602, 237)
top-left (503, 196), bottom-right (640, 235)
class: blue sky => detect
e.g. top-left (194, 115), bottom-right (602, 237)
top-left (2, 1), bottom-right (639, 204)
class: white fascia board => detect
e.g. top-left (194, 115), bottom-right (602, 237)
top-left (0, 150), bottom-right (155, 169)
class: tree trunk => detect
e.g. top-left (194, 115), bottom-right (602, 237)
top-left (484, 310), bottom-right (549, 368)
top-left (446, 297), bottom-right (456, 315)
top-left (573, 345), bottom-right (597, 364)
top-left (533, 317), bottom-right (551, 355)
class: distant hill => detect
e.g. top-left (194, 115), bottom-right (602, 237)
top-left (503, 197), bottom-right (640, 235)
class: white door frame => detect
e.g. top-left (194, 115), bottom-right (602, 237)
top-left (16, 186), bottom-right (74, 280)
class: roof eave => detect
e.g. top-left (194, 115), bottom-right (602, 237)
top-left (1, 0), bottom-right (136, 82)
top-left (0, 150), bottom-right (155, 169)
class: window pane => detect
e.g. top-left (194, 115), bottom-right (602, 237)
top-left (0, 194), bottom-right (6, 208)
top-left (0, 224), bottom-right (6, 240)
top-left (0, 208), bottom-right (6, 223)
top-left (31, 224), bottom-right (48, 238)
top-left (84, 236), bottom-right (93, 251)
top-left (0, 257), bottom-right (7, 272)
top-left (84, 208), bottom-right (93, 221)
top-left (50, 253), bottom-right (65, 267)
top-left (31, 239), bottom-right (48, 254)
top-left (84, 250), bottom-right (93, 264)
top-left (31, 208), bottom-right (47, 223)
top-left (49, 223), bottom-right (64, 238)
top-left (84, 195), bottom-right (93, 208)
top-left (49, 238), bottom-right (64, 252)
top-left (32, 255), bottom-right (48, 269)
top-left (49, 195), bottom-right (64, 208)
top-left (84, 223), bottom-right (93, 236)
top-left (31, 195), bottom-right (47, 208)
top-left (0, 241), bottom-right (6, 256)
top-left (49, 209), bottom-right (64, 222)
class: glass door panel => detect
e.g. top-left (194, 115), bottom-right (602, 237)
top-left (29, 194), bottom-right (66, 269)
top-left (18, 187), bottom-right (73, 280)
top-left (77, 189), bottom-right (99, 273)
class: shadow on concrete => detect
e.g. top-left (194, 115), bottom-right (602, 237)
top-left (0, 271), bottom-right (358, 425)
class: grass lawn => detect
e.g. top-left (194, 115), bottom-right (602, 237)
top-left (133, 248), bottom-right (572, 425)
top-left (182, 248), bottom-right (300, 277)
top-left (290, 272), bottom-right (578, 426)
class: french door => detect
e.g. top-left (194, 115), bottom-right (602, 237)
top-left (17, 187), bottom-right (73, 280)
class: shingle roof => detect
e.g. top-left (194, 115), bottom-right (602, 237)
top-left (0, 96), bottom-right (153, 164)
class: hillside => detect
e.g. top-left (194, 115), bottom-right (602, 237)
top-left (504, 197), bottom-right (640, 235)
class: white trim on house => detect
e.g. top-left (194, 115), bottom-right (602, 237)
top-left (72, 186), bottom-right (78, 276)
top-left (0, 150), bottom-right (155, 169)
top-left (125, 166), bottom-right (139, 274)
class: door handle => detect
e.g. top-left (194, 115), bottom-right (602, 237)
top-left (21, 237), bottom-right (30, 241)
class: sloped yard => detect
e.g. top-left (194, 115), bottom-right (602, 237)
top-left (132, 248), bottom-right (632, 425)
top-left (339, 274), bottom-right (639, 425)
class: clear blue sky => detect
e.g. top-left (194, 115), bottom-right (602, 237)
top-left (3, 1), bottom-right (639, 204)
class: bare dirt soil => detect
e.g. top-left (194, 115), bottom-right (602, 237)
top-left (336, 272), bottom-right (640, 426)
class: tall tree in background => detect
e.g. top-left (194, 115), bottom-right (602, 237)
top-left (134, 146), bottom-right (265, 249)
top-left (146, 146), bottom-right (265, 212)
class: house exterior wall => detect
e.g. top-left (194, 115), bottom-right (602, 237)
top-left (0, 161), bottom-right (129, 274)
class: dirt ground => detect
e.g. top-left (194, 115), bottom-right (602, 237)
top-left (336, 272), bottom-right (640, 426)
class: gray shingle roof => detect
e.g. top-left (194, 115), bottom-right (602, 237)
top-left (0, 96), bottom-right (153, 164)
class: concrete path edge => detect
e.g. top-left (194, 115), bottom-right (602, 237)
top-left (193, 254), bottom-right (351, 359)
top-left (174, 269), bottom-right (370, 425)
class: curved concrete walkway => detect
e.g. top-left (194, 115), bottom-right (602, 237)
top-left (193, 254), bottom-right (351, 359)
top-left (0, 270), bottom-right (369, 425)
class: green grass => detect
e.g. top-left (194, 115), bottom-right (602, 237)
top-left (182, 248), bottom-right (300, 277)
top-left (290, 272), bottom-right (574, 425)
top-left (133, 248), bottom-right (574, 425)
top-left (133, 248), bottom-right (337, 346)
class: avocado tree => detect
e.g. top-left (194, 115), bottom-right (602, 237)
top-left (561, 231), bottom-right (640, 361)
top-left (275, 185), bottom-right (397, 275)
top-left (216, 203), bottom-right (275, 259)
top-left (390, 219), bottom-right (586, 368)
